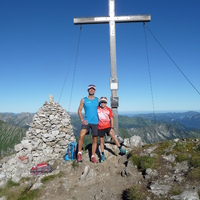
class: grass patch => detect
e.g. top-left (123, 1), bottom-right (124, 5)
top-left (187, 167), bottom-right (200, 181)
top-left (41, 171), bottom-right (63, 183)
top-left (139, 156), bottom-right (155, 171)
top-left (129, 153), bottom-right (156, 172)
top-left (189, 156), bottom-right (200, 168)
top-left (41, 174), bottom-right (57, 183)
top-left (0, 188), bottom-right (4, 197)
top-left (7, 179), bottom-right (20, 188)
top-left (196, 144), bottom-right (200, 151)
top-left (71, 160), bottom-right (79, 169)
top-left (57, 171), bottom-right (64, 178)
top-left (172, 140), bottom-right (200, 166)
top-left (129, 153), bottom-right (140, 167)
top-left (173, 143), bottom-right (184, 152)
top-left (18, 188), bottom-right (40, 200)
top-left (168, 185), bottom-right (182, 196)
top-left (125, 184), bottom-right (146, 200)
top-left (153, 140), bottom-right (173, 155)
top-left (20, 177), bottom-right (31, 183)
top-left (0, 179), bottom-right (40, 200)
top-left (175, 154), bottom-right (188, 162)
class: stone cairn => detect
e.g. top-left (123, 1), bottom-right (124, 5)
top-left (0, 95), bottom-right (76, 185)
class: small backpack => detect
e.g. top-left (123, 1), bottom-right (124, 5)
top-left (30, 162), bottom-right (52, 175)
top-left (63, 141), bottom-right (77, 163)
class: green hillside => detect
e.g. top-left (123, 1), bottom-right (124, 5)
top-left (118, 115), bottom-right (152, 128)
top-left (70, 114), bottom-right (200, 144)
top-left (0, 119), bottom-right (27, 157)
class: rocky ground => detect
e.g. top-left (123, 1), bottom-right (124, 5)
top-left (39, 156), bottom-right (136, 199)
top-left (1, 139), bottom-right (200, 200)
top-left (32, 143), bottom-right (141, 200)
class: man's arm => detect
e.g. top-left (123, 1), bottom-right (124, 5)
top-left (78, 98), bottom-right (84, 122)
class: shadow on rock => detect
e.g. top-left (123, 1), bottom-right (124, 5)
top-left (85, 143), bottom-right (101, 161)
top-left (104, 144), bottom-right (117, 156)
top-left (121, 189), bottom-right (129, 200)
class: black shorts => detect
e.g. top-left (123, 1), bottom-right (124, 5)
top-left (81, 124), bottom-right (98, 137)
top-left (98, 128), bottom-right (111, 137)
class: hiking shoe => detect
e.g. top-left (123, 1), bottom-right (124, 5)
top-left (120, 148), bottom-right (128, 155)
top-left (101, 154), bottom-right (105, 163)
top-left (91, 156), bottom-right (98, 163)
top-left (77, 153), bottom-right (83, 162)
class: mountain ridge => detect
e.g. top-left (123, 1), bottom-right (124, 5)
top-left (0, 119), bottom-right (26, 157)
top-left (1, 111), bottom-right (200, 156)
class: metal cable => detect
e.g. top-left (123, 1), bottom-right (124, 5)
top-left (145, 24), bottom-right (200, 96)
top-left (58, 25), bottom-right (82, 103)
top-left (143, 23), bottom-right (156, 123)
top-left (68, 25), bottom-right (82, 112)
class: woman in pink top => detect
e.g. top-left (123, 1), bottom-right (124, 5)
top-left (97, 97), bottom-right (127, 163)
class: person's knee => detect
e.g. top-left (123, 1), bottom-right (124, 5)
top-left (92, 136), bottom-right (97, 142)
top-left (110, 132), bottom-right (114, 138)
top-left (79, 131), bottom-right (87, 140)
top-left (79, 134), bottom-right (84, 140)
top-left (100, 137), bottom-right (104, 143)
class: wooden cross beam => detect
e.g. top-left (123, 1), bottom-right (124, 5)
top-left (74, 0), bottom-right (151, 137)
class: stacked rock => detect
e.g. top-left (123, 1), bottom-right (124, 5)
top-left (0, 95), bottom-right (76, 185)
top-left (15, 95), bottom-right (76, 163)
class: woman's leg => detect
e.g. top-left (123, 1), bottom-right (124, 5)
top-left (100, 136), bottom-right (106, 162)
top-left (109, 129), bottom-right (120, 147)
top-left (100, 137), bottom-right (104, 153)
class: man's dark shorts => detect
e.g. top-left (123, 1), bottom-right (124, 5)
top-left (98, 128), bottom-right (111, 137)
top-left (81, 124), bottom-right (98, 137)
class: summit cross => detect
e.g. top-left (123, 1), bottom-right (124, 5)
top-left (74, 0), bottom-right (151, 136)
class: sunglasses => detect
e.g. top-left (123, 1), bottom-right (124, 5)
top-left (100, 97), bottom-right (107, 100)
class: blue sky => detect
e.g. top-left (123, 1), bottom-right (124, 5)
top-left (0, 0), bottom-right (200, 114)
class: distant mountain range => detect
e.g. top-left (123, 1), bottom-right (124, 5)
top-left (0, 112), bottom-right (34, 128)
top-left (1, 111), bottom-right (200, 130)
top-left (0, 111), bottom-right (200, 156)
top-left (70, 111), bottom-right (200, 144)
top-left (116, 111), bottom-right (200, 144)
top-left (136, 111), bottom-right (200, 130)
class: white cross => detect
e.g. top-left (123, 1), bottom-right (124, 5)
top-left (74, 0), bottom-right (151, 136)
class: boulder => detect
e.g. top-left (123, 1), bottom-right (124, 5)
top-left (14, 144), bottom-right (23, 152)
top-left (124, 135), bottom-right (143, 148)
top-left (149, 182), bottom-right (172, 196)
top-left (170, 190), bottom-right (199, 200)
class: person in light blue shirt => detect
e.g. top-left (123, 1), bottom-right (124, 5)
top-left (77, 84), bottom-right (99, 163)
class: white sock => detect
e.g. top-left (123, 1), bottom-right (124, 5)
top-left (78, 152), bottom-right (82, 155)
